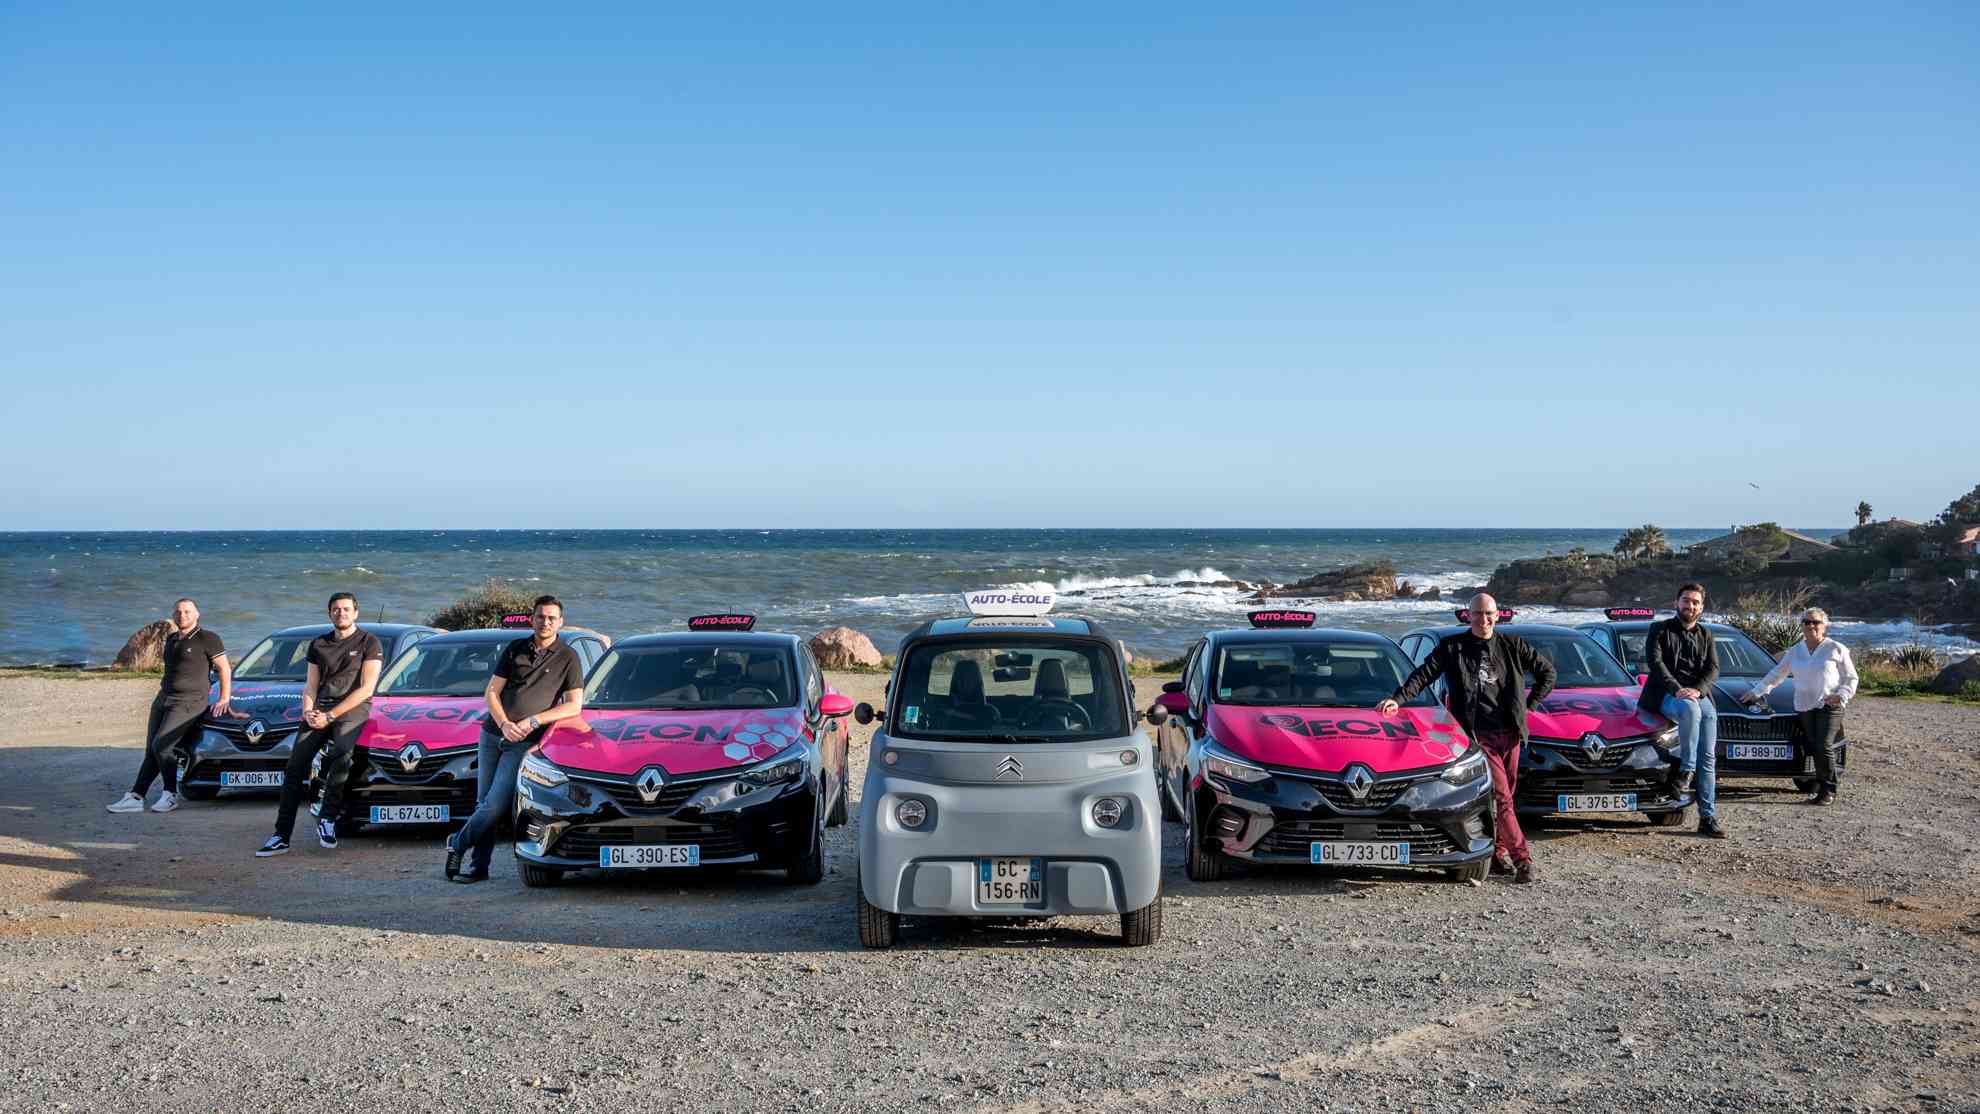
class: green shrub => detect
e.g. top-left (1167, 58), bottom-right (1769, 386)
top-left (1892, 644), bottom-right (1941, 671)
top-left (426, 579), bottom-right (541, 631)
top-left (1963, 680), bottom-right (1980, 701)
top-left (1723, 586), bottom-right (1815, 656)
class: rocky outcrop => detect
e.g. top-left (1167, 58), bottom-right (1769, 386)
top-left (112, 620), bottom-right (175, 671)
top-left (809, 627), bottom-right (883, 669)
top-left (1252, 561), bottom-right (1399, 602)
top-left (1927, 655), bottom-right (1980, 695)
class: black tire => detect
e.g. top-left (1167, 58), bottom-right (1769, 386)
top-left (856, 889), bottom-right (898, 948)
top-left (827, 777), bottom-right (849, 827)
top-left (1648, 807), bottom-right (1688, 827)
top-left (178, 782), bottom-right (219, 801)
top-left (1184, 796), bottom-right (1225, 883)
top-left (1121, 882), bottom-right (1163, 946)
top-left (1446, 860), bottom-right (1489, 883)
top-left (787, 823), bottom-right (825, 885)
top-left (519, 862), bottom-right (564, 888)
top-left (1793, 777), bottom-right (1819, 793)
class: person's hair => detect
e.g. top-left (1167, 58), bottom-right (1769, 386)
top-left (174, 597), bottom-right (196, 608)
top-left (328, 592), bottom-right (358, 609)
top-left (1677, 582), bottom-right (1706, 600)
top-left (532, 595), bottom-right (563, 615)
top-left (1802, 607), bottom-right (1829, 624)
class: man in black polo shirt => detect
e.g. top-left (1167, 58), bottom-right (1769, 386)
top-left (446, 595), bottom-right (587, 883)
top-left (1639, 583), bottom-right (1726, 839)
top-left (1379, 593), bottom-right (1556, 883)
top-left (107, 598), bottom-right (235, 814)
top-left (256, 593), bottom-right (384, 856)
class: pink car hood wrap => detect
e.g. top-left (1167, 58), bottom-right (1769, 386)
top-left (1209, 704), bottom-right (1471, 775)
top-left (359, 696), bottom-right (491, 752)
top-left (1529, 686), bottom-right (1669, 739)
top-left (211, 681), bottom-right (305, 723)
top-left (542, 708), bottom-right (808, 777)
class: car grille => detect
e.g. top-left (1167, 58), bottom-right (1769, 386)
top-left (1256, 821), bottom-right (1456, 858)
top-left (1309, 777), bottom-right (1414, 811)
top-left (548, 822), bottom-right (767, 862)
top-left (565, 769), bottom-right (734, 814)
top-left (351, 785), bottom-right (472, 804)
top-left (205, 722), bottom-right (297, 752)
top-left (1531, 739), bottom-right (1639, 771)
top-left (1520, 773), bottom-right (1667, 799)
top-left (358, 747), bottom-right (477, 783)
top-left (1720, 716), bottom-right (1800, 742)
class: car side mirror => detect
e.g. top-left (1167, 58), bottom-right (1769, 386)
top-left (821, 693), bottom-right (854, 718)
top-left (1635, 673), bottom-right (1649, 686)
top-left (1156, 691), bottom-right (1190, 716)
top-left (1161, 681), bottom-right (1184, 694)
top-left (1144, 704), bottom-right (1168, 726)
top-left (854, 702), bottom-right (884, 726)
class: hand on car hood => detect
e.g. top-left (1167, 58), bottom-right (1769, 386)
top-left (1712, 678), bottom-right (1794, 714)
top-left (208, 682), bottom-right (303, 723)
top-left (1207, 704), bottom-right (1469, 775)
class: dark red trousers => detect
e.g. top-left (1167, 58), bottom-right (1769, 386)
top-left (1475, 730), bottom-right (1531, 867)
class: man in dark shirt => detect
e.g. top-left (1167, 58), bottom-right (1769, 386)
top-left (1638, 583), bottom-right (1726, 838)
top-left (107, 598), bottom-right (235, 814)
top-left (256, 593), bottom-right (384, 856)
top-left (447, 596), bottom-right (587, 883)
top-left (1380, 593), bottom-right (1556, 883)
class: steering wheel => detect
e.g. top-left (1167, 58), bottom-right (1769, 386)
top-left (1020, 699), bottom-right (1092, 732)
top-left (728, 685), bottom-right (777, 705)
top-left (938, 702), bottom-right (1003, 730)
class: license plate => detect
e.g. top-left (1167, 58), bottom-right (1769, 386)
top-left (1310, 841), bottom-right (1411, 865)
top-left (1728, 744), bottom-right (1794, 760)
top-left (977, 857), bottom-right (1044, 904)
top-left (368, 804), bottom-right (449, 823)
top-left (220, 771), bottom-right (283, 787)
top-left (599, 844), bottom-right (700, 868)
top-left (1557, 793), bottom-right (1638, 812)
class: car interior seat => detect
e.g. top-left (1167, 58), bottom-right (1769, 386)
top-left (936, 659), bottom-right (1001, 729)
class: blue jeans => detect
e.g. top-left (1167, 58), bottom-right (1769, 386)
top-left (1661, 694), bottom-right (1718, 820)
top-left (453, 734), bottom-right (528, 875)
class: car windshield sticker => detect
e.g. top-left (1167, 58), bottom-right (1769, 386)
top-left (965, 617), bottom-right (1056, 629)
top-left (904, 705), bottom-right (920, 726)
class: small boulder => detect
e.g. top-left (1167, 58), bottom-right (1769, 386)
top-left (1926, 654), bottom-right (1980, 695)
top-left (810, 627), bottom-right (882, 669)
top-left (113, 620), bottom-right (176, 671)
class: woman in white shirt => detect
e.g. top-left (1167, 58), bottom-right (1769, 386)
top-left (1743, 608), bottom-right (1858, 805)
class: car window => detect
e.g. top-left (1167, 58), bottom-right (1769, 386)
top-left (802, 647), bottom-right (824, 711)
top-left (1520, 634), bottom-right (1636, 688)
top-left (1711, 631), bottom-right (1779, 676)
top-left (1181, 641), bottom-right (1207, 710)
top-left (585, 644), bottom-right (797, 710)
top-left (1211, 640), bottom-right (1432, 709)
top-left (234, 635), bottom-right (314, 681)
top-left (892, 639), bottom-right (1126, 742)
top-left (379, 640), bottom-right (507, 696)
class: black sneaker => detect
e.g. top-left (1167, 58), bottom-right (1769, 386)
top-left (1813, 790), bottom-right (1836, 806)
top-left (1490, 856), bottom-right (1515, 877)
top-left (1674, 770), bottom-right (1695, 794)
top-left (1698, 817), bottom-right (1728, 839)
top-left (1514, 862), bottom-right (1539, 885)
top-left (450, 870), bottom-right (490, 885)
top-left (444, 835), bottom-right (463, 880)
top-left (317, 818), bottom-right (338, 849)
top-left (255, 836), bottom-right (290, 858)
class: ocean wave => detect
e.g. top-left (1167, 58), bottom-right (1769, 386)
top-left (999, 567), bottom-right (1234, 595)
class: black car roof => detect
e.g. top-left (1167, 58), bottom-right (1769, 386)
top-left (906, 615), bottom-right (1111, 642)
top-left (416, 627), bottom-right (603, 646)
top-left (608, 631), bottom-right (801, 651)
top-left (266, 623), bottom-right (438, 638)
top-left (1582, 620), bottom-right (1746, 636)
top-left (1206, 626), bottom-right (1398, 647)
top-left (1405, 623), bottom-right (1599, 640)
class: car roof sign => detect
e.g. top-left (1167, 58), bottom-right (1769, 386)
top-left (961, 589), bottom-right (1054, 617)
top-left (1454, 608), bottom-right (1516, 623)
top-left (964, 616), bottom-right (1057, 630)
top-left (1247, 609), bottom-right (1316, 629)
top-left (687, 613), bottom-right (756, 632)
top-left (498, 613), bottom-right (534, 628)
top-left (1604, 607), bottom-right (1658, 621)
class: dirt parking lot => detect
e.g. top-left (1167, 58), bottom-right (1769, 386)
top-left (0, 671), bottom-right (1976, 1113)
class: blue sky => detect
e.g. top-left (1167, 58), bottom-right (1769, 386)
top-left (2, 2), bottom-right (1974, 529)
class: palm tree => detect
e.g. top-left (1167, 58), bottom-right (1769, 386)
top-left (1640, 524), bottom-right (1670, 558)
top-left (1613, 527), bottom-right (1646, 559)
top-left (1613, 525), bottom-right (1670, 560)
top-left (1856, 501), bottom-right (1873, 526)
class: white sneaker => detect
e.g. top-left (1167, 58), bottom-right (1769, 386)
top-left (106, 792), bottom-right (145, 814)
top-left (150, 792), bottom-right (181, 813)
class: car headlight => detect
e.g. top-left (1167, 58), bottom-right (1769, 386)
top-left (1203, 741), bottom-right (1271, 785)
top-left (1441, 750), bottom-right (1488, 785)
top-left (519, 750), bottom-right (567, 788)
top-left (738, 747), bottom-right (806, 792)
top-left (1091, 797), bottom-right (1126, 828)
top-left (1653, 726), bottom-right (1679, 752)
top-left (895, 799), bottom-right (928, 828)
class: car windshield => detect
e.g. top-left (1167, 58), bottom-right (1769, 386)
top-left (1522, 634), bottom-right (1636, 688)
top-left (1212, 640), bottom-right (1429, 708)
top-left (379, 640), bottom-right (510, 696)
top-left (233, 635), bottom-right (315, 681)
top-left (1712, 630), bottom-right (1780, 676)
top-left (891, 639), bottom-right (1126, 741)
top-left (584, 644), bottom-right (797, 710)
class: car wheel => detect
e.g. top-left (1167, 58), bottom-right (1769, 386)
top-left (787, 827), bottom-right (825, 885)
top-left (1445, 860), bottom-right (1488, 884)
top-left (1121, 881), bottom-right (1163, 946)
top-left (1184, 796), bottom-right (1225, 883)
top-left (1648, 807), bottom-right (1688, 827)
top-left (519, 862), bottom-right (564, 888)
top-left (856, 888), bottom-right (898, 948)
top-left (827, 777), bottom-right (849, 827)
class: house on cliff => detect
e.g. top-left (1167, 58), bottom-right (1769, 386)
top-left (1684, 528), bottom-right (1837, 563)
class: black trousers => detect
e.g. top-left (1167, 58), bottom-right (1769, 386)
top-left (132, 697), bottom-right (205, 796)
top-left (273, 717), bottom-right (365, 838)
top-left (1800, 705), bottom-right (1843, 792)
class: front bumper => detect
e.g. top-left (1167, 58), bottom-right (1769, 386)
top-left (513, 765), bottom-right (818, 871)
top-left (1715, 713), bottom-right (1849, 780)
top-left (181, 721), bottom-right (300, 794)
top-left (332, 745), bottom-right (481, 823)
top-left (1195, 764), bottom-right (1495, 870)
top-left (1517, 740), bottom-right (1689, 816)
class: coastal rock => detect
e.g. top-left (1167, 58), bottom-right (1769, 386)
top-left (112, 621), bottom-right (175, 671)
top-left (1254, 561), bottom-right (1399, 602)
top-left (1926, 655), bottom-right (1980, 696)
top-left (809, 627), bottom-right (882, 670)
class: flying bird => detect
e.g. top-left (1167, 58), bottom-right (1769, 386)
top-left (1747, 482), bottom-right (1761, 489)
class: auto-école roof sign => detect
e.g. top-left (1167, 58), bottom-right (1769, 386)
top-left (961, 589), bottom-right (1055, 617)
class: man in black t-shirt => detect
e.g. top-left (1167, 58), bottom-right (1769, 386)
top-left (256, 593), bottom-right (384, 857)
top-left (446, 595), bottom-right (587, 883)
top-left (107, 598), bottom-right (235, 814)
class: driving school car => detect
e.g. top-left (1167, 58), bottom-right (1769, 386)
top-left (511, 614), bottom-right (853, 887)
top-left (316, 617), bottom-right (610, 830)
top-left (854, 590), bottom-right (1163, 948)
top-left (1577, 609), bottom-right (1849, 791)
top-left (178, 622), bottom-right (440, 800)
top-left (1400, 611), bottom-right (1687, 825)
top-left (1151, 610), bottom-right (1496, 883)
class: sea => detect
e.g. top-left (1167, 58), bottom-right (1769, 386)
top-left (4, 528), bottom-right (1974, 666)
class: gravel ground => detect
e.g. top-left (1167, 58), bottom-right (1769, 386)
top-left (0, 672), bottom-right (1976, 1113)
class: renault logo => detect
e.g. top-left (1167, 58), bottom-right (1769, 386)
top-left (397, 742), bottom-right (425, 773)
top-left (635, 766), bottom-right (667, 803)
top-left (995, 756), bottom-right (1024, 780)
top-left (1580, 732), bottom-right (1606, 760)
top-left (1344, 764), bottom-right (1375, 800)
top-left (243, 720), bottom-right (266, 744)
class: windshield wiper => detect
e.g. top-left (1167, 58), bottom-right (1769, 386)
top-left (983, 734), bottom-right (1054, 743)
